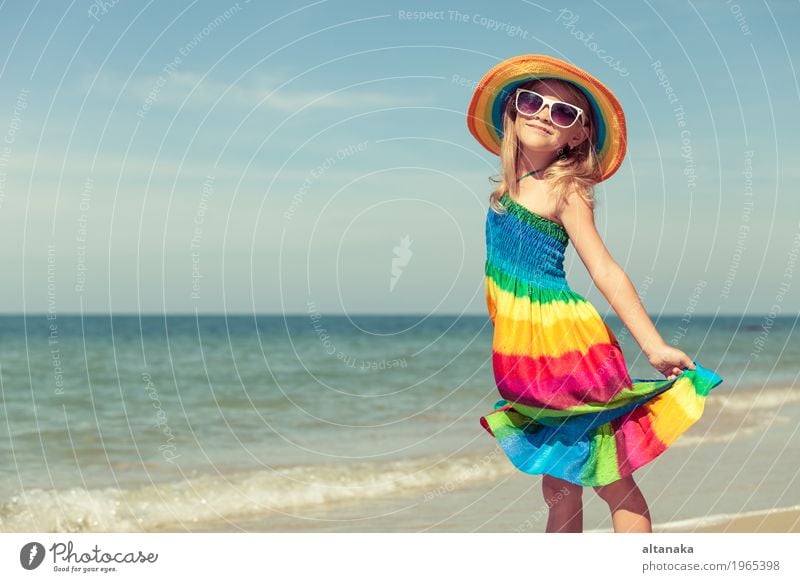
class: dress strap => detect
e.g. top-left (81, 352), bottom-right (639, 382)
top-left (516, 168), bottom-right (543, 182)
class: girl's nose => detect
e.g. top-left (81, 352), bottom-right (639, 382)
top-left (534, 105), bottom-right (554, 124)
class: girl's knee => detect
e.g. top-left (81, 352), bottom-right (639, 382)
top-left (542, 475), bottom-right (582, 504)
top-left (593, 475), bottom-right (641, 504)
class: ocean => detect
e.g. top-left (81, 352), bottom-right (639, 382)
top-left (0, 314), bottom-right (797, 532)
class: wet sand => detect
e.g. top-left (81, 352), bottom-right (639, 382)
top-left (676, 506), bottom-right (800, 533)
top-left (151, 395), bottom-right (800, 534)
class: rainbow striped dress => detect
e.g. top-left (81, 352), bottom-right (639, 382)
top-left (479, 192), bottom-right (723, 487)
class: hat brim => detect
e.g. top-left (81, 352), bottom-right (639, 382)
top-left (467, 54), bottom-right (627, 182)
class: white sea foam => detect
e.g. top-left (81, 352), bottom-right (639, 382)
top-left (670, 386), bottom-right (800, 446)
top-left (673, 424), bottom-right (763, 447)
top-left (709, 385), bottom-right (800, 413)
top-left (0, 449), bottom-right (514, 532)
top-left (3, 386), bottom-right (794, 533)
top-left (586, 504), bottom-right (800, 533)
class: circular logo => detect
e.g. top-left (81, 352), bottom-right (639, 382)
top-left (20, 542), bottom-right (46, 570)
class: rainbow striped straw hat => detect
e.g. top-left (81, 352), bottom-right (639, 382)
top-left (467, 54), bottom-right (627, 182)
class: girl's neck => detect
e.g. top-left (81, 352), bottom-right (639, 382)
top-left (517, 151), bottom-right (559, 181)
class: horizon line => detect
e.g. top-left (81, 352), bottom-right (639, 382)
top-left (0, 312), bottom-right (784, 318)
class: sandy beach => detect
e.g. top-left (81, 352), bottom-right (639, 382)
top-left (150, 441), bottom-right (800, 534)
top-left (148, 387), bottom-right (800, 534)
top-left (5, 378), bottom-right (797, 534)
top-left (674, 506), bottom-right (800, 533)
top-left (149, 475), bottom-right (800, 533)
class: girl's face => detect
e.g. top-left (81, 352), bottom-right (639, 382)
top-left (513, 80), bottom-right (590, 155)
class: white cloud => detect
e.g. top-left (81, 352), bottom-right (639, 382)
top-left (84, 70), bottom-right (432, 113)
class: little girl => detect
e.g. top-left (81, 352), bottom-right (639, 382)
top-left (467, 55), bottom-right (723, 533)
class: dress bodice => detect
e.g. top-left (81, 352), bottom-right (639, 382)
top-left (485, 192), bottom-right (571, 291)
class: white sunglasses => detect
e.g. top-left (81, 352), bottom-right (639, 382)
top-left (514, 89), bottom-right (586, 129)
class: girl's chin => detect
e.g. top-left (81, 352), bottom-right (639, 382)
top-left (518, 133), bottom-right (556, 146)
top-left (518, 140), bottom-right (556, 151)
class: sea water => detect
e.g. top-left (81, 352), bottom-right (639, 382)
top-left (0, 314), bottom-right (796, 531)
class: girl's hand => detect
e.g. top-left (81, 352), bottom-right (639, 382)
top-left (646, 344), bottom-right (696, 380)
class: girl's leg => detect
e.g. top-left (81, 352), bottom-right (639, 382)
top-left (593, 475), bottom-right (652, 533)
top-left (542, 475), bottom-right (584, 533)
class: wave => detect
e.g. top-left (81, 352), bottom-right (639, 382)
top-left (708, 385), bottom-right (800, 412)
top-left (586, 504), bottom-right (800, 533)
top-left (0, 449), bottom-right (514, 533)
top-left (3, 385), bottom-right (795, 533)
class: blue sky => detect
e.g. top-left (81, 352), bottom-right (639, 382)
top-left (0, 0), bottom-right (797, 315)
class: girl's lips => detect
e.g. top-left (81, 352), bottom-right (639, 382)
top-left (525, 123), bottom-right (553, 135)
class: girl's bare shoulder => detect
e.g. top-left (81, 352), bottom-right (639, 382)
top-left (557, 190), bottom-right (596, 230)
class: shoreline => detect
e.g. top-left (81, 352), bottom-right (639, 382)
top-left (146, 465), bottom-right (800, 533)
top-left (659, 505), bottom-right (800, 533)
top-left (6, 388), bottom-right (800, 534)
top-left (151, 502), bottom-right (800, 534)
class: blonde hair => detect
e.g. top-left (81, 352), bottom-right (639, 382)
top-left (488, 78), bottom-right (603, 216)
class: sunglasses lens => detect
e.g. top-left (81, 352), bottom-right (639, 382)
top-left (516, 92), bottom-right (543, 116)
top-left (551, 103), bottom-right (579, 127)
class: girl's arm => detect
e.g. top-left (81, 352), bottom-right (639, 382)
top-left (559, 192), bottom-right (695, 380)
